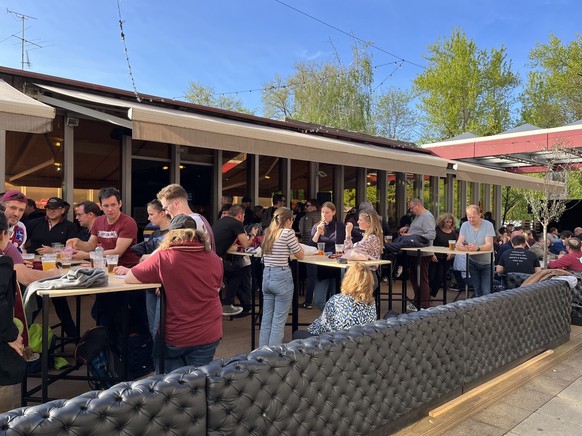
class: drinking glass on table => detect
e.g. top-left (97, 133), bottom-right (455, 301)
top-left (106, 254), bottom-right (119, 273)
top-left (335, 244), bottom-right (344, 255)
top-left (317, 242), bottom-right (325, 255)
top-left (41, 254), bottom-right (57, 271)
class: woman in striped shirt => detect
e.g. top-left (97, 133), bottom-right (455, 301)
top-left (259, 207), bottom-right (304, 346)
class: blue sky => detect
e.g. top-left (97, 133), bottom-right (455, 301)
top-left (0, 0), bottom-right (580, 115)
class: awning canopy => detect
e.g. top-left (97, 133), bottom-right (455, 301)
top-left (33, 83), bottom-right (560, 190)
top-left (0, 79), bottom-right (55, 133)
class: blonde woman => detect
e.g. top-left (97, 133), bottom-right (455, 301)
top-left (123, 214), bottom-right (223, 372)
top-left (260, 207), bottom-right (304, 346)
top-left (294, 263), bottom-right (377, 338)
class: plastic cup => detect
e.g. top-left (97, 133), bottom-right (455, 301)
top-left (42, 254), bottom-right (57, 271)
top-left (52, 243), bottom-right (64, 260)
top-left (106, 254), bottom-right (119, 273)
top-left (21, 253), bottom-right (35, 261)
top-left (335, 244), bottom-right (344, 255)
top-left (448, 240), bottom-right (456, 251)
top-left (60, 251), bottom-right (73, 269)
top-left (317, 242), bottom-right (325, 255)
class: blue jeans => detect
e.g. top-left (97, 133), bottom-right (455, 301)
top-left (162, 340), bottom-right (219, 373)
top-left (259, 266), bottom-right (294, 346)
top-left (469, 261), bottom-right (493, 297)
top-left (313, 277), bottom-right (336, 311)
top-left (145, 290), bottom-right (160, 340)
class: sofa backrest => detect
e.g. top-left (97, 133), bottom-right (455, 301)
top-left (0, 280), bottom-right (572, 436)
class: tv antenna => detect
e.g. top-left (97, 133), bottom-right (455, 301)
top-left (6, 9), bottom-right (43, 69)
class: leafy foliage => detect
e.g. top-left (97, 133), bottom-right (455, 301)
top-left (185, 81), bottom-right (255, 115)
top-left (413, 28), bottom-right (519, 142)
top-left (521, 34), bottom-right (582, 127)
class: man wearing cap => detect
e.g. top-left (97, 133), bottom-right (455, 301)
top-left (157, 184), bottom-right (215, 252)
top-left (547, 237), bottom-right (582, 271)
top-left (26, 197), bottom-right (78, 254)
top-left (1, 191), bottom-right (28, 252)
top-left (122, 214), bottom-right (223, 373)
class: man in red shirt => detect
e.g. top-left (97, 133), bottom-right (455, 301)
top-left (547, 237), bottom-right (582, 271)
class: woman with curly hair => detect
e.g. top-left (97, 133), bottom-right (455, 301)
top-left (294, 263), bottom-right (377, 338)
top-left (260, 207), bottom-right (304, 346)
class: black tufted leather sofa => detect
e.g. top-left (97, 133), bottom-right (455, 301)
top-left (0, 281), bottom-right (571, 435)
top-left (505, 273), bottom-right (582, 326)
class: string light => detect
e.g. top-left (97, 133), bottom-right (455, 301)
top-left (117, 0), bottom-right (141, 102)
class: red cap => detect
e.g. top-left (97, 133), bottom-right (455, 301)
top-left (1, 190), bottom-right (27, 203)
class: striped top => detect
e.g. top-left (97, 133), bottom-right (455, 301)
top-left (263, 228), bottom-right (302, 267)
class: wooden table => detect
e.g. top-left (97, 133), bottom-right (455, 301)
top-left (295, 255), bottom-right (391, 331)
top-left (27, 273), bottom-right (160, 404)
top-left (401, 246), bottom-right (494, 310)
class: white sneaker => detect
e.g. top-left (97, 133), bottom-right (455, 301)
top-left (406, 302), bottom-right (418, 312)
top-left (395, 266), bottom-right (403, 278)
top-left (222, 304), bottom-right (243, 316)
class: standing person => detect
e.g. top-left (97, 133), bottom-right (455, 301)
top-left (0, 212), bottom-right (26, 413)
top-left (21, 199), bottom-right (44, 225)
top-left (1, 191), bottom-right (28, 252)
top-left (122, 215), bottom-right (223, 373)
top-left (130, 199), bottom-right (171, 340)
top-left (456, 204), bottom-right (496, 297)
top-left (212, 205), bottom-right (258, 316)
top-left (311, 202), bottom-right (346, 310)
top-left (429, 213), bottom-right (458, 298)
top-left (292, 202), bottom-right (305, 233)
top-left (241, 196), bottom-right (255, 226)
top-left (156, 184), bottom-right (215, 252)
top-left (25, 197), bottom-right (78, 254)
top-left (261, 194), bottom-right (286, 229)
top-left (218, 195), bottom-right (233, 221)
top-left (259, 208), bottom-right (304, 346)
top-left (344, 208), bottom-right (383, 288)
top-left (298, 199), bottom-right (320, 309)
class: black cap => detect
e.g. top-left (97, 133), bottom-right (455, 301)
top-left (169, 214), bottom-right (197, 230)
top-left (241, 196), bottom-right (252, 203)
top-left (45, 197), bottom-right (69, 209)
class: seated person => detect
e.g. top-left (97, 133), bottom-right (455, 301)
top-left (293, 263), bottom-right (377, 339)
top-left (547, 237), bottom-right (582, 271)
top-left (549, 231), bottom-right (572, 255)
top-left (496, 234), bottom-right (541, 275)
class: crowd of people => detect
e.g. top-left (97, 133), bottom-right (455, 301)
top-left (4, 186), bottom-right (582, 411)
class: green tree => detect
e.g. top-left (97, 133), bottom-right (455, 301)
top-left (185, 81), bottom-right (255, 115)
top-left (413, 28), bottom-right (519, 142)
top-left (262, 42), bottom-right (375, 133)
top-left (373, 86), bottom-right (417, 141)
top-left (521, 34), bottom-right (582, 127)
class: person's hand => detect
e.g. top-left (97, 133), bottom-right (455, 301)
top-left (398, 226), bottom-right (409, 236)
top-left (346, 222), bottom-right (353, 235)
top-left (431, 255), bottom-right (438, 263)
top-left (36, 245), bottom-right (53, 255)
top-left (114, 266), bottom-right (130, 275)
top-left (67, 238), bottom-right (80, 249)
top-left (72, 250), bottom-right (88, 261)
top-left (316, 221), bottom-right (325, 235)
top-left (8, 335), bottom-right (24, 357)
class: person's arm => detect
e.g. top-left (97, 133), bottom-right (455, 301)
top-left (288, 231), bottom-right (305, 260)
top-left (533, 266), bottom-right (541, 273)
top-left (496, 264), bottom-right (505, 274)
top-left (104, 237), bottom-right (134, 257)
top-left (14, 264), bottom-right (61, 286)
top-left (124, 269), bottom-right (142, 284)
top-left (68, 234), bottom-right (98, 252)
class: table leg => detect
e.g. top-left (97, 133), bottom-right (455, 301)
top-left (415, 249), bottom-right (422, 309)
top-left (158, 286), bottom-right (166, 374)
top-left (250, 258), bottom-right (257, 350)
top-left (465, 253), bottom-right (470, 300)
top-left (41, 294), bottom-right (49, 403)
top-left (292, 260), bottom-right (299, 333)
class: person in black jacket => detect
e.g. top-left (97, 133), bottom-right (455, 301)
top-left (0, 211), bottom-right (26, 412)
